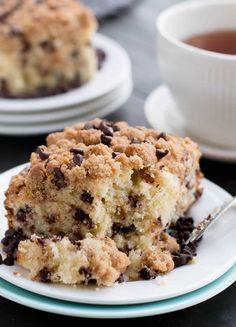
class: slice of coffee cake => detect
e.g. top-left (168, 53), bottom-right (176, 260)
top-left (5, 119), bottom-right (202, 281)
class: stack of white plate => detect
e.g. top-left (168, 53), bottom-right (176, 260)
top-left (0, 33), bottom-right (132, 136)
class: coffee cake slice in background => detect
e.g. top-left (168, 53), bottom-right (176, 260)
top-left (0, 0), bottom-right (98, 98)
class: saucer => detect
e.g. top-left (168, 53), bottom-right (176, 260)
top-left (144, 85), bottom-right (236, 162)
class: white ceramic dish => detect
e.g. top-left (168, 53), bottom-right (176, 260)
top-left (0, 79), bottom-right (132, 135)
top-left (0, 33), bottom-right (131, 113)
top-left (0, 265), bottom-right (236, 319)
top-left (157, 0), bottom-right (236, 148)
top-left (144, 85), bottom-right (236, 163)
top-left (0, 164), bottom-right (235, 305)
top-left (0, 76), bottom-right (132, 124)
top-left (0, 264), bottom-right (235, 318)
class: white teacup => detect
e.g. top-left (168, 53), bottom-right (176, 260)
top-left (157, 0), bottom-right (236, 149)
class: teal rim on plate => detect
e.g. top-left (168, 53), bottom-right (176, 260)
top-left (0, 264), bottom-right (235, 319)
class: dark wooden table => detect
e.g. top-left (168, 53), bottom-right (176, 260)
top-left (0, 0), bottom-right (235, 325)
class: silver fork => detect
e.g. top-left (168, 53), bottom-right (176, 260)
top-left (186, 196), bottom-right (236, 245)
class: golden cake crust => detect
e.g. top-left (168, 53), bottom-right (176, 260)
top-left (7, 118), bottom-right (202, 194)
top-left (0, 0), bottom-right (96, 44)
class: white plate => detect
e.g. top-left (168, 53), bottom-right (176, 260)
top-left (0, 76), bottom-right (132, 124)
top-left (0, 164), bottom-right (235, 305)
top-left (0, 79), bottom-right (132, 135)
top-left (0, 33), bottom-right (131, 112)
top-left (144, 85), bottom-right (236, 162)
top-left (0, 265), bottom-right (235, 318)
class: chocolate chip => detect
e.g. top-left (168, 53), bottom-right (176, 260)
top-left (139, 266), bottom-right (156, 280)
top-left (157, 132), bottom-right (168, 141)
top-left (112, 152), bottom-right (120, 159)
top-left (183, 244), bottom-right (196, 256)
top-left (128, 195), bottom-right (139, 208)
top-left (52, 168), bottom-right (67, 189)
top-left (39, 267), bottom-right (51, 283)
top-left (3, 255), bottom-right (14, 266)
top-left (80, 191), bottom-right (94, 204)
top-left (74, 240), bottom-right (82, 249)
top-left (112, 223), bottom-right (121, 234)
top-left (122, 224), bottom-right (136, 233)
top-left (112, 223), bottom-right (136, 234)
top-left (96, 48), bottom-right (106, 70)
top-left (176, 217), bottom-right (194, 233)
top-left (70, 148), bottom-right (84, 155)
top-left (1, 229), bottom-right (25, 257)
top-left (167, 229), bottom-right (178, 239)
top-left (3, 238), bottom-right (18, 254)
top-left (74, 208), bottom-right (89, 221)
top-left (185, 181), bottom-right (191, 190)
top-left (194, 188), bottom-right (203, 200)
top-left (83, 122), bottom-right (94, 130)
top-left (16, 209), bottom-right (27, 222)
top-left (156, 149), bottom-right (169, 160)
top-left (39, 40), bottom-right (55, 51)
top-left (73, 154), bottom-right (83, 166)
top-left (130, 138), bottom-right (141, 144)
top-left (172, 253), bottom-right (183, 267)
top-left (16, 206), bottom-right (32, 222)
top-left (46, 214), bottom-right (56, 224)
top-left (22, 38), bottom-right (31, 53)
top-left (0, 79), bottom-right (8, 95)
top-left (187, 241), bottom-right (198, 252)
top-left (181, 217), bottom-right (194, 225)
top-left (79, 267), bottom-right (92, 279)
top-left (5, 229), bottom-right (15, 238)
top-left (87, 279), bottom-right (97, 285)
top-left (71, 49), bottom-right (79, 58)
top-left (167, 216), bottom-right (201, 268)
top-left (0, 254), bottom-right (2, 265)
top-left (1, 237), bottom-right (9, 246)
top-left (99, 121), bottom-right (113, 136)
top-left (30, 225), bottom-right (35, 233)
top-left (180, 230), bottom-right (191, 241)
top-left (101, 134), bottom-right (112, 146)
top-left (74, 209), bottom-right (94, 229)
top-left (36, 237), bottom-right (46, 246)
top-left (112, 124), bottom-right (120, 132)
top-left (172, 252), bottom-right (192, 267)
top-left (116, 273), bottom-right (124, 283)
top-left (35, 146), bottom-right (50, 160)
